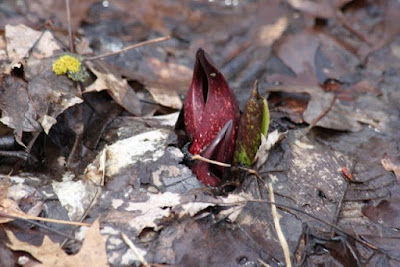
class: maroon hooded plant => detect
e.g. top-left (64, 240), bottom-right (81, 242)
top-left (184, 48), bottom-right (240, 186)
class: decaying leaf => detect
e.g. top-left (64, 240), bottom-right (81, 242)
top-left (6, 219), bottom-right (108, 267)
top-left (85, 62), bottom-right (141, 116)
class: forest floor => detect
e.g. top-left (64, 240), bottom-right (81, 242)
top-left (0, 0), bottom-right (399, 266)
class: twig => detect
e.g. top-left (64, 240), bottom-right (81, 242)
top-left (84, 35), bottom-right (171, 61)
top-left (267, 180), bottom-right (291, 267)
top-left (65, 0), bottom-right (74, 52)
top-left (0, 210), bottom-right (90, 226)
top-left (121, 232), bottom-right (150, 267)
top-left (191, 154), bottom-right (231, 167)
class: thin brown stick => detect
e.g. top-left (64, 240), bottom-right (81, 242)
top-left (0, 210), bottom-right (90, 226)
top-left (267, 180), bottom-right (291, 267)
top-left (191, 154), bottom-right (231, 167)
top-left (65, 0), bottom-right (74, 52)
top-left (85, 35), bottom-right (171, 61)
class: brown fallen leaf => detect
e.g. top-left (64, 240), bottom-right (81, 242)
top-left (6, 219), bottom-right (108, 267)
top-left (85, 61), bottom-right (141, 116)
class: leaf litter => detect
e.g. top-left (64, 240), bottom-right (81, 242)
top-left (0, 0), bottom-right (399, 266)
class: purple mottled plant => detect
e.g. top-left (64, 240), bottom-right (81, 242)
top-left (184, 48), bottom-right (240, 186)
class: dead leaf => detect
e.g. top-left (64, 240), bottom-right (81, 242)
top-left (5, 24), bottom-right (39, 62)
top-left (381, 153), bottom-right (400, 182)
top-left (268, 85), bottom-right (364, 132)
top-left (255, 130), bottom-right (287, 170)
top-left (85, 62), bottom-right (141, 116)
top-left (6, 219), bottom-right (108, 267)
top-left (5, 25), bottom-right (61, 64)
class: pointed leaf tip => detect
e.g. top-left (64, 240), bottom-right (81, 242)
top-left (234, 81), bottom-right (270, 166)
